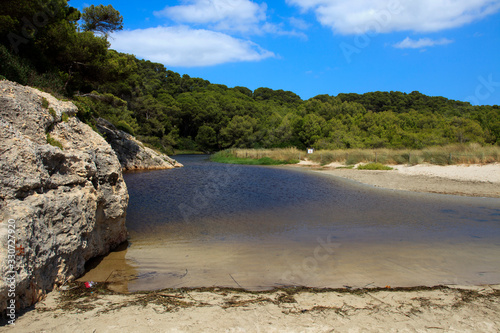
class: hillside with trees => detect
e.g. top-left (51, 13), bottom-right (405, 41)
top-left (1, 0), bottom-right (499, 154)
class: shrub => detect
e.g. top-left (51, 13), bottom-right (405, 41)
top-left (46, 133), bottom-right (63, 150)
top-left (48, 108), bottom-right (57, 119)
top-left (116, 120), bottom-right (135, 136)
top-left (73, 99), bottom-right (98, 126)
top-left (336, 165), bottom-right (355, 169)
top-left (41, 97), bottom-right (50, 109)
top-left (176, 137), bottom-right (200, 151)
top-left (0, 45), bottom-right (65, 95)
top-left (0, 44), bottom-right (32, 84)
top-left (308, 150), bottom-right (348, 165)
top-left (357, 163), bottom-right (393, 170)
top-left (210, 145), bottom-right (500, 167)
top-left (346, 151), bottom-right (373, 165)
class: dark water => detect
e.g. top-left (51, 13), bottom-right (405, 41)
top-left (81, 155), bottom-right (500, 291)
top-left (125, 155), bottom-right (500, 243)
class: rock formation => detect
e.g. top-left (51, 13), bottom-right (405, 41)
top-left (0, 80), bottom-right (128, 313)
top-left (96, 118), bottom-right (183, 171)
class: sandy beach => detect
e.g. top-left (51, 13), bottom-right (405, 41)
top-left (295, 162), bottom-right (500, 198)
top-left (3, 162), bottom-right (500, 332)
top-left (3, 284), bottom-right (500, 332)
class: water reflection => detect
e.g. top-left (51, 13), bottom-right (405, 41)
top-left (86, 155), bottom-right (500, 291)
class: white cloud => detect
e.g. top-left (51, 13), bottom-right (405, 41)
top-left (155, 0), bottom-right (267, 33)
top-left (110, 26), bottom-right (275, 67)
top-left (286, 0), bottom-right (500, 34)
top-left (289, 17), bottom-right (310, 30)
top-left (393, 37), bottom-right (454, 49)
top-left (261, 22), bottom-right (308, 39)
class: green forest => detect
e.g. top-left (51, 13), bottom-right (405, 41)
top-left (1, 0), bottom-right (499, 154)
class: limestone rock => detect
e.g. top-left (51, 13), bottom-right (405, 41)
top-left (96, 118), bottom-right (182, 171)
top-left (0, 80), bottom-right (128, 313)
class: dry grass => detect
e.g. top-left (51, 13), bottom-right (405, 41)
top-left (230, 148), bottom-right (303, 161)
top-left (307, 144), bottom-right (500, 165)
top-left (224, 144), bottom-right (500, 166)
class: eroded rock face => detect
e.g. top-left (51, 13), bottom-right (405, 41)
top-left (0, 81), bottom-right (128, 312)
top-left (96, 118), bottom-right (183, 171)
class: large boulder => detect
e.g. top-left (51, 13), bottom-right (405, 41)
top-left (96, 118), bottom-right (182, 171)
top-left (0, 81), bottom-right (128, 313)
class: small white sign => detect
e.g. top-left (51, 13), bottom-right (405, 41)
top-left (307, 148), bottom-right (314, 154)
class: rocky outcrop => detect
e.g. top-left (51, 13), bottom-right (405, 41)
top-left (96, 118), bottom-right (182, 171)
top-left (0, 80), bottom-right (128, 313)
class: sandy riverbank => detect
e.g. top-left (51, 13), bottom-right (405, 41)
top-left (293, 162), bottom-right (500, 197)
top-left (3, 284), bottom-right (500, 332)
top-left (3, 162), bottom-right (500, 332)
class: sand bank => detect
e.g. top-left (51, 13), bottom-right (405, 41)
top-left (4, 162), bottom-right (500, 332)
top-left (295, 162), bottom-right (500, 197)
top-left (4, 284), bottom-right (500, 332)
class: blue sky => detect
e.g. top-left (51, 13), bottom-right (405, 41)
top-left (70, 0), bottom-right (500, 105)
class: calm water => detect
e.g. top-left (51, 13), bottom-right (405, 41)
top-left (81, 155), bottom-right (500, 291)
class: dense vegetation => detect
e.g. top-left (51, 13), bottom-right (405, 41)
top-left (1, 1), bottom-right (499, 155)
top-left (211, 150), bottom-right (299, 165)
top-left (220, 145), bottom-right (500, 166)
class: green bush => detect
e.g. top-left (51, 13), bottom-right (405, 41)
top-left (357, 163), bottom-right (393, 170)
top-left (176, 137), bottom-right (199, 151)
top-left (46, 134), bottom-right (63, 150)
top-left (48, 108), bottom-right (57, 119)
top-left (0, 45), bottom-right (65, 95)
top-left (62, 113), bottom-right (69, 122)
top-left (0, 44), bottom-right (31, 84)
top-left (41, 97), bottom-right (50, 109)
top-left (73, 99), bottom-right (98, 127)
top-left (116, 120), bottom-right (135, 136)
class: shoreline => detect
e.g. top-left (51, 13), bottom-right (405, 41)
top-left (288, 162), bottom-right (500, 198)
top-left (5, 161), bottom-right (500, 331)
top-left (4, 284), bottom-right (500, 332)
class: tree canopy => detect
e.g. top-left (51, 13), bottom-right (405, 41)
top-left (81, 5), bottom-right (123, 35)
top-left (1, 1), bottom-right (498, 154)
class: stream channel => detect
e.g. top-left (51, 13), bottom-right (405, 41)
top-left (80, 155), bottom-right (500, 292)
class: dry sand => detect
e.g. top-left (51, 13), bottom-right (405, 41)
top-left (3, 284), bottom-right (500, 332)
top-left (3, 162), bottom-right (500, 332)
top-left (297, 162), bottom-right (500, 198)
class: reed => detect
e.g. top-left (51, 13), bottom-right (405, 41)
top-left (308, 144), bottom-right (500, 166)
top-left (229, 148), bottom-right (303, 161)
top-left (211, 149), bottom-right (300, 165)
top-left (214, 144), bottom-right (500, 166)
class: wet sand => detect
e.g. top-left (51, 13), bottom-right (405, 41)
top-left (79, 238), bottom-right (500, 293)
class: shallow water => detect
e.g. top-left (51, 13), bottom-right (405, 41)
top-left (80, 155), bottom-right (500, 292)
